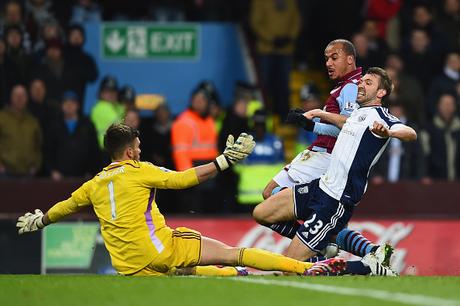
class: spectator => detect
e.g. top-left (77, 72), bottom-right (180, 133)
top-left (24, 0), bottom-right (55, 45)
top-left (360, 19), bottom-right (388, 65)
top-left (404, 4), bottom-right (447, 54)
top-left (246, 109), bottom-right (284, 164)
top-left (28, 77), bottom-right (58, 132)
top-left (250, 0), bottom-right (301, 119)
top-left (118, 84), bottom-right (136, 111)
top-left (385, 66), bottom-right (425, 126)
top-left (90, 75), bottom-right (124, 148)
top-left (402, 29), bottom-right (440, 91)
top-left (217, 96), bottom-right (250, 211)
top-left (437, 0), bottom-right (460, 50)
top-left (371, 103), bottom-right (427, 183)
top-left (0, 84), bottom-right (42, 177)
top-left (352, 32), bottom-right (381, 71)
top-left (45, 91), bottom-right (99, 180)
top-left (295, 83), bottom-right (322, 153)
top-left (1, 1), bottom-right (32, 51)
top-left (139, 104), bottom-right (174, 169)
top-left (421, 94), bottom-right (460, 180)
top-left (171, 85), bottom-right (219, 213)
top-left (218, 98), bottom-right (249, 152)
top-left (32, 18), bottom-right (63, 60)
top-left (427, 51), bottom-right (460, 117)
top-left (196, 80), bottom-right (222, 130)
top-left (123, 108), bottom-right (140, 130)
top-left (0, 35), bottom-right (12, 105)
top-left (32, 38), bottom-right (79, 104)
top-left (64, 24), bottom-right (98, 101)
top-left (70, 0), bottom-right (102, 24)
top-left (365, 0), bottom-right (402, 39)
top-left (235, 109), bottom-right (284, 204)
top-left (171, 86), bottom-right (218, 171)
top-left (4, 24), bottom-right (32, 88)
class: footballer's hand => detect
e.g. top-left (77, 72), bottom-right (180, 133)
top-left (370, 121), bottom-right (390, 138)
top-left (214, 133), bottom-right (256, 171)
top-left (285, 109), bottom-right (315, 131)
top-left (226, 132), bottom-right (256, 162)
top-left (16, 209), bottom-right (45, 234)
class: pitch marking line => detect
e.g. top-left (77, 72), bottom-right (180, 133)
top-left (226, 277), bottom-right (460, 306)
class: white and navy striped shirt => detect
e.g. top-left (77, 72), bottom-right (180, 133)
top-left (319, 106), bottom-right (404, 205)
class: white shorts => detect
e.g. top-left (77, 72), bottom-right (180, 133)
top-left (273, 149), bottom-right (331, 188)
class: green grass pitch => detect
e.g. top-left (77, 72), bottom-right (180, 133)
top-left (1, 275), bottom-right (460, 306)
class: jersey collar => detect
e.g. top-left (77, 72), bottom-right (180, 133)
top-left (103, 160), bottom-right (139, 171)
top-left (338, 67), bottom-right (362, 85)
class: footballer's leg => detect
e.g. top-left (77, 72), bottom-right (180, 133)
top-left (172, 266), bottom-right (248, 276)
top-left (253, 187), bottom-right (301, 238)
top-left (198, 236), bottom-right (317, 274)
top-left (253, 187), bottom-right (296, 225)
top-left (336, 228), bottom-right (378, 258)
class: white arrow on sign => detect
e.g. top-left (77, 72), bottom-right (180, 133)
top-left (106, 30), bottom-right (125, 53)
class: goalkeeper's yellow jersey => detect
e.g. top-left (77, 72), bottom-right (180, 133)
top-left (47, 160), bottom-right (199, 275)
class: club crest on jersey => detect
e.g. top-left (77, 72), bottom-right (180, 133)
top-left (358, 114), bottom-right (367, 122)
top-left (297, 186), bottom-right (309, 194)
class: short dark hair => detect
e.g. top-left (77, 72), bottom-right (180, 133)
top-left (366, 67), bottom-right (393, 99)
top-left (104, 123), bottom-right (139, 159)
top-left (328, 39), bottom-right (356, 59)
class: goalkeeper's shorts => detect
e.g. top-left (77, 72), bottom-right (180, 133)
top-left (132, 227), bottom-right (202, 276)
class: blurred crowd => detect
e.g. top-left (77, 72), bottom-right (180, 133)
top-left (1, 0), bottom-right (460, 213)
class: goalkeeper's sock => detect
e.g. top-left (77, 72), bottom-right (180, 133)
top-left (336, 228), bottom-right (377, 257)
top-left (237, 248), bottom-right (313, 274)
top-left (194, 266), bottom-right (243, 276)
top-left (269, 221), bottom-right (301, 239)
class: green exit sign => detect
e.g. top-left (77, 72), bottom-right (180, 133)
top-left (102, 24), bottom-right (200, 59)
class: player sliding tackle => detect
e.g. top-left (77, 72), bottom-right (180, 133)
top-left (253, 67), bottom-right (417, 276)
top-left (17, 124), bottom-right (345, 276)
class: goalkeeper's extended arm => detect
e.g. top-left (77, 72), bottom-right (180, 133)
top-left (194, 133), bottom-right (255, 183)
top-left (17, 198), bottom-right (81, 234)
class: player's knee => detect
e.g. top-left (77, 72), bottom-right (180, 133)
top-left (252, 204), bottom-right (271, 225)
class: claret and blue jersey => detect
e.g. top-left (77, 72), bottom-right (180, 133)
top-left (319, 106), bottom-right (404, 206)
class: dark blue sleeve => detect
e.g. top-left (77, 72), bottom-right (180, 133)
top-left (375, 107), bottom-right (402, 127)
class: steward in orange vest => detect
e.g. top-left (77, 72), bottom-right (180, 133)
top-left (171, 89), bottom-right (218, 171)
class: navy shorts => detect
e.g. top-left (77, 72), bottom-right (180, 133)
top-left (293, 179), bottom-right (353, 252)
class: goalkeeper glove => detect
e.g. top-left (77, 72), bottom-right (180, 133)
top-left (214, 133), bottom-right (256, 171)
top-left (285, 108), bottom-right (315, 131)
top-left (16, 209), bottom-right (45, 234)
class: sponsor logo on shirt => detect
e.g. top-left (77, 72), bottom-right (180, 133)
top-left (341, 128), bottom-right (356, 137)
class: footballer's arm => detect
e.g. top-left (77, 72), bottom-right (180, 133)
top-left (16, 197), bottom-right (84, 234)
top-left (305, 109), bottom-right (348, 129)
top-left (370, 121), bottom-right (417, 141)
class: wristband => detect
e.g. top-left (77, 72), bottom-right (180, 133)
top-left (214, 154), bottom-right (230, 171)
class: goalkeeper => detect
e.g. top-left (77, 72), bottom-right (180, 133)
top-left (17, 123), bottom-right (345, 276)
